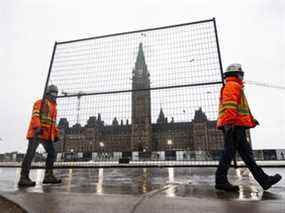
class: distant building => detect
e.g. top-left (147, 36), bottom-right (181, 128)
top-left (54, 43), bottom-right (249, 154)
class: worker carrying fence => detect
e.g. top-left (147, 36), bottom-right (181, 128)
top-left (215, 63), bottom-right (282, 192)
top-left (18, 84), bottom-right (62, 187)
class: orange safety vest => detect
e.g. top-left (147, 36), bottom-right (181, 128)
top-left (217, 76), bottom-right (256, 129)
top-left (26, 98), bottom-right (59, 141)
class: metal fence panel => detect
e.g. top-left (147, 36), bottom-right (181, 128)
top-left (46, 18), bottom-right (226, 166)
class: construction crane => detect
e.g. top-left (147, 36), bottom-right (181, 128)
top-left (245, 80), bottom-right (285, 91)
top-left (61, 91), bottom-right (86, 124)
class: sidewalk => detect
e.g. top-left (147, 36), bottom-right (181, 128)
top-left (2, 187), bottom-right (285, 213)
top-left (0, 167), bottom-right (284, 213)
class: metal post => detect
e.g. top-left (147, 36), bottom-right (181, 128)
top-left (42, 42), bottom-right (57, 101)
top-left (62, 130), bottom-right (66, 161)
top-left (39, 42), bottom-right (57, 116)
top-left (213, 18), bottom-right (238, 167)
top-left (213, 18), bottom-right (224, 84)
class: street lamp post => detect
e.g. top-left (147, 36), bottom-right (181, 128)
top-left (167, 139), bottom-right (173, 150)
top-left (99, 142), bottom-right (104, 148)
top-left (70, 149), bottom-right (74, 161)
top-left (99, 142), bottom-right (104, 160)
top-left (61, 129), bottom-right (66, 161)
top-left (167, 139), bottom-right (173, 160)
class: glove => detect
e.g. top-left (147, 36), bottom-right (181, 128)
top-left (253, 118), bottom-right (260, 126)
top-left (223, 124), bottom-right (235, 133)
top-left (54, 137), bottom-right (60, 143)
top-left (34, 127), bottom-right (43, 136)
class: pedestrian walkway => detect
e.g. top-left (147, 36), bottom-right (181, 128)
top-left (0, 167), bottom-right (284, 213)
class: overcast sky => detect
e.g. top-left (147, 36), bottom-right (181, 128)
top-left (0, 0), bottom-right (284, 153)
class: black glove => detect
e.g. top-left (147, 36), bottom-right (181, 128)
top-left (34, 127), bottom-right (43, 136)
top-left (223, 124), bottom-right (235, 133)
top-left (253, 118), bottom-right (260, 126)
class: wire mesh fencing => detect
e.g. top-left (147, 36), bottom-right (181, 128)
top-left (45, 18), bottom-right (227, 166)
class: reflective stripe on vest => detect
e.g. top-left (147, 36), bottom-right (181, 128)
top-left (218, 89), bottom-right (251, 117)
top-left (219, 101), bottom-right (238, 114)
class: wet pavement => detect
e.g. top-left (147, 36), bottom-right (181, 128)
top-left (0, 167), bottom-right (285, 212)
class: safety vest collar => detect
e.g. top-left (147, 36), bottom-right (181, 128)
top-left (46, 96), bottom-right (57, 105)
top-left (225, 76), bottom-right (243, 86)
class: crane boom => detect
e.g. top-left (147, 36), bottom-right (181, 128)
top-left (245, 80), bottom-right (285, 91)
top-left (61, 91), bottom-right (86, 124)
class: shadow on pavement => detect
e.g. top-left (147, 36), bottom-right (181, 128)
top-left (0, 195), bottom-right (28, 213)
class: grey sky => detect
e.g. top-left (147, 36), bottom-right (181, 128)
top-left (0, 0), bottom-right (284, 153)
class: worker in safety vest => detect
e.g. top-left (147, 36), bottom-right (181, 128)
top-left (18, 85), bottom-right (62, 187)
top-left (215, 63), bottom-right (282, 191)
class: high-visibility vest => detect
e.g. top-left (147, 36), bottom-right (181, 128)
top-left (217, 76), bottom-right (256, 129)
top-left (26, 98), bottom-right (59, 141)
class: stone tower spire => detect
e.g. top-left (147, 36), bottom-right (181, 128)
top-left (135, 43), bottom-right (147, 71)
top-left (131, 43), bottom-right (152, 152)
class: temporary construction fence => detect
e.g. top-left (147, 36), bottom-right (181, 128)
top-left (43, 18), bottom-right (228, 166)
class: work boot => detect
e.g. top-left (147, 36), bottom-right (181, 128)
top-left (262, 174), bottom-right (282, 190)
top-left (215, 183), bottom-right (239, 192)
top-left (43, 170), bottom-right (62, 184)
top-left (18, 175), bottom-right (36, 187)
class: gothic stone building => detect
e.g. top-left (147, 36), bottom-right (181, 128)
top-left (55, 43), bottom-right (238, 154)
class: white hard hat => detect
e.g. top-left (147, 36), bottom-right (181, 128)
top-left (224, 63), bottom-right (244, 77)
top-left (46, 84), bottom-right (58, 94)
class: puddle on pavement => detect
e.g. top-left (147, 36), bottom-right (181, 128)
top-left (0, 167), bottom-right (284, 201)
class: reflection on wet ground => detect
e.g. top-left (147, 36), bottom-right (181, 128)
top-left (0, 167), bottom-right (284, 201)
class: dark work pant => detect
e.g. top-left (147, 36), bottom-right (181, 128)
top-left (21, 139), bottom-right (56, 177)
top-left (216, 126), bottom-right (268, 186)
